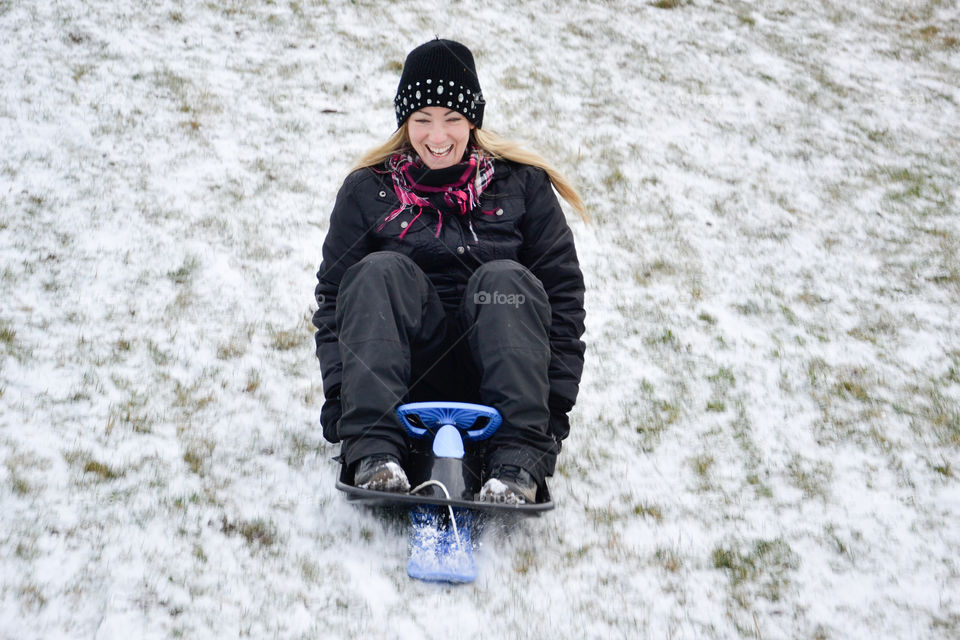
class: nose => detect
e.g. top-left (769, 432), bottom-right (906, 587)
top-left (427, 121), bottom-right (449, 140)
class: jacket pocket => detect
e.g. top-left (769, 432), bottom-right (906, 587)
top-left (472, 195), bottom-right (525, 260)
top-left (475, 193), bottom-right (525, 226)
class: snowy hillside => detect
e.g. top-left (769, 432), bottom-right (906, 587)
top-left (2, 0), bottom-right (958, 638)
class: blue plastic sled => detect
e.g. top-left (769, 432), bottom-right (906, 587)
top-left (335, 401), bottom-right (554, 584)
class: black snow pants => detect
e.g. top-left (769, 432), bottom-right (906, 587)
top-left (335, 251), bottom-right (558, 485)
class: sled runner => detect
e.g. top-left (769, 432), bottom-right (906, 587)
top-left (336, 401), bottom-right (553, 583)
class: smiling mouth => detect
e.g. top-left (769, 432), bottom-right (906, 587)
top-left (426, 144), bottom-right (454, 158)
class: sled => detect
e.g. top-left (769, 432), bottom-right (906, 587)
top-left (335, 401), bottom-right (553, 583)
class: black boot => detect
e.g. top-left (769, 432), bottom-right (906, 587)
top-left (354, 454), bottom-right (410, 492)
top-left (479, 464), bottom-right (537, 504)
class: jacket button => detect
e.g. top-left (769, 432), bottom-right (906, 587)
top-left (457, 246), bottom-right (465, 254)
top-left (495, 208), bottom-right (504, 216)
top-left (378, 190), bottom-right (387, 198)
top-left (400, 221), bottom-right (409, 229)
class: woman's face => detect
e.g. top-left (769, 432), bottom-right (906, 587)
top-left (406, 107), bottom-right (474, 170)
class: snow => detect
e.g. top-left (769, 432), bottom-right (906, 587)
top-left (2, 0), bottom-right (959, 638)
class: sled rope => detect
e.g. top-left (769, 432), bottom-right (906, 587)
top-left (409, 480), bottom-right (465, 553)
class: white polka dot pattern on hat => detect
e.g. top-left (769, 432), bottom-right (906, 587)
top-left (394, 78), bottom-right (481, 125)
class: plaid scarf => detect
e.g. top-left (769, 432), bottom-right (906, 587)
top-left (377, 148), bottom-right (495, 240)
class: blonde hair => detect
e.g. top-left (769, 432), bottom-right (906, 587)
top-left (351, 126), bottom-right (589, 222)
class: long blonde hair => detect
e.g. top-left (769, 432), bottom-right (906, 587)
top-left (351, 127), bottom-right (589, 222)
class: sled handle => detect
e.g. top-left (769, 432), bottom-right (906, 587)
top-left (396, 402), bottom-right (502, 442)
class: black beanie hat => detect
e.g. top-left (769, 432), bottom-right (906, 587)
top-left (394, 39), bottom-right (484, 129)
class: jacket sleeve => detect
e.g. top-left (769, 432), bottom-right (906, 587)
top-left (517, 167), bottom-right (586, 412)
top-left (312, 172), bottom-right (376, 400)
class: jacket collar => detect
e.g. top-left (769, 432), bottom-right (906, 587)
top-left (488, 158), bottom-right (514, 182)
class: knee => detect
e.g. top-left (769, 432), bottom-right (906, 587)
top-left (469, 260), bottom-right (546, 298)
top-left (471, 259), bottom-right (532, 285)
top-left (343, 252), bottom-right (421, 286)
top-left (474, 259), bottom-right (525, 277)
top-left (465, 260), bottom-right (550, 327)
top-left (351, 251), bottom-right (416, 274)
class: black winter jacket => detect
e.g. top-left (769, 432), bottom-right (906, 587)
top-left (312, 159), bottom-right (586, 414)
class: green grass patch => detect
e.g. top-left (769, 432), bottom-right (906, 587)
top-left (914, 386), bottom-right (960, 447)
top-left (512, 546), bottom-right (538, 575)
top-left (832, 377), bottom-right (871, 403)
top-left (167, 254), bottom-right (200, 285)
top-left (706, 400), bottom-right (726, 412)
top-left (587, 505), bottom-right (624, 526)
top-left (148, 340), bottom-right (172, 366)
top-left (108, 391), bottom-right (154, 434)
top-left (220, 516), bottom-right (278, 549)
top-left (244, 368), bottom-right (261, 393)
top-left (946, 353), bottom-right (960, 384)
top-left (83, 460), bottom-right (122, 480)
top-left (183, 440), bottom-right (215, 476)
top-left (18, 583), bottom-right (47, 611)
top-left (0, 320), bottom-right (17, 348)
top-left (645, 327), bottom-right (679, 348)
top-left (708, 366), bottom-right (736, 387)
top-left (174, 379), bottom-right (216, 414)
top-left (635, 259), bottom-right (676, 286)
top-left (848, 317), bottom-right (897, 344)
top-left (634, 381), bottom-right (682, 452)
top-left (270, 326), bottom-right (306, 351)
top-left (651, 0), bottom-right (685, 8)
top-left (733, 299), bottom-right (762, 316)
top-left (691, 453), bottom-right (715, 480)
top-left (65, 449), bottom-right (124, 482)
top-left (654, 547), bottom-right (683, 572)
top-left (880, 166), bottom-right (949, 208)
top-left (286, 430), bottom-right (317, 468)
top-left (218, 325), bottom-right (255, 360)
top-left (5, 449), bottom-right (49, 496)
top-left (217, 336), bottom-right (247, 360)
top-left (633, 501), bottom-right (664, 522)
top-left (172, 494), bottom-right (202, 511)
top-left (712, 537), bottom-right (799, 602)
top-left (931, 458), bottom-right (953, 478)
top-left (787, 454), bottom-right (833, 500)
top-left (706, 367), bottom-right (736, 413)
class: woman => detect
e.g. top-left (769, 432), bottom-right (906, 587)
top-left (312, 39), bottom-right (586, 504)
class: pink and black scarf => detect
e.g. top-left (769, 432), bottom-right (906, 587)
top-left (377, 148), bottom-right (495, 240)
